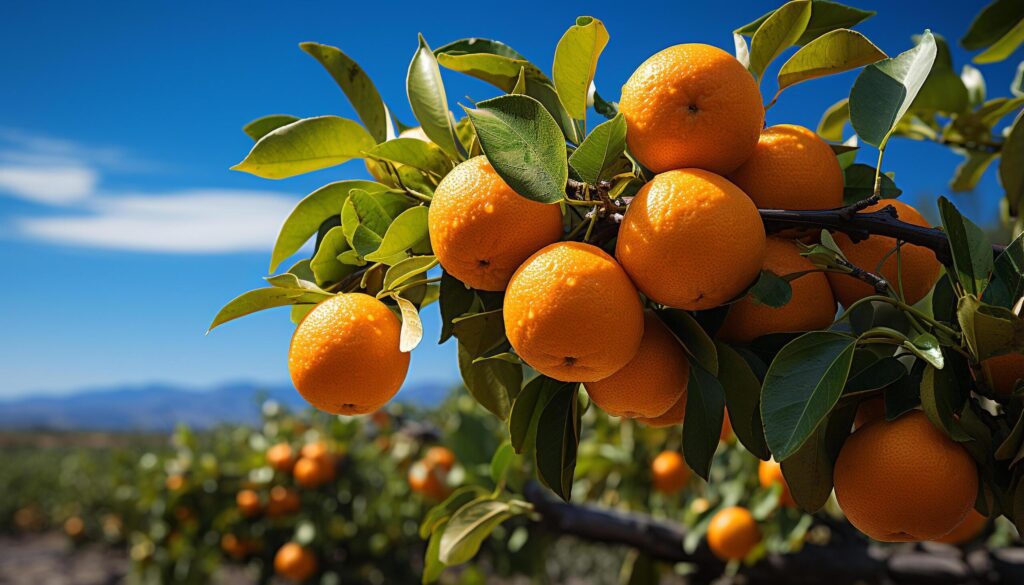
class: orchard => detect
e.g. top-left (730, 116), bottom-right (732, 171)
top-left (207, 0), bottom-right (1024, 582)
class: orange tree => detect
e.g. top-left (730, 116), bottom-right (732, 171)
top-left (211, 0), bottom-right (1024, 581)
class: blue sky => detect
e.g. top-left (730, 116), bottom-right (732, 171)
top-left (0, 0), bottom-right (1018, 398)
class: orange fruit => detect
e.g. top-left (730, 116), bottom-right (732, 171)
top-left (758, 459), bottom-right (796, 508)
top-left (408, 460), bottom-right (450, 501)
top-left (934, 508), bottom-right (988, 545)
top-left (424, 446), bottom-right (456, 472)
top-left (620, 44), bottom-right (764, 174)
top-left (236, 489), bottom-right (262, 518)
top-left (289, 293), bottom-right (410, 415)
top-left (266, 486), bottom-right (301, 518)
top-left (266, 443), bottom-right (295, 473)
top-left (585, 311), bottom-right (688, 418)
top-left (300, 441), bottom-right (333, 463)
top-left (834, 410), bottom-right (978, 541)
top-left (64, 516), bottom-right (84, 539)
top-left (616, 169), bottom-right (766, 311)
top-left (728, 124), bottom-right (844, 210)
top-left (504, 241), bottom-right (644, 382)
top-left (717, 237), bottom-right (837, 343)
top-left (294, 456), bottom-right (335, 488)
top-left (428, 156), bottom-right (563, 291)
top-left (651, 451), bottom-right (689, 493)
top-left (274, 543), bottom-right (318, 582)
top-left (221, 534), bottom-right (256, 560)
top-left (637, 392), bottom-right (686, 428)
top-left (853, 398), bottom-right (886, 429)
top-left (825, 200), bottom-right (941, 307)
top-left (165, 474), bottom-right (184, 491)
top-left (706, 506), bottom-right (761, 561)
top-left (981, 352), bottom-right (1024, 395)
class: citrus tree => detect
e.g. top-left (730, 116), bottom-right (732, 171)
top-left (211, 0), bottom-right (1024, 581)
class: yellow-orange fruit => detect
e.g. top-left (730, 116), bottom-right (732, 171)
top-left (408, 460), bottom-right (450, 501)
top-left (707, 506), bottom-right (761, 561)
top-left (934, 508), bottom-right (988, 545)
top-left (293, 456), bottom-right (335, 488)
top-left (221, 534), bottom-right (249, 560)
top-left (266, 486), bottom-right (301, 518)
top-left (620, 44), bottom-right (764, 174)
top-left (424, 446), bottom-right (456, 473)
top-left (637, 392), bottom-right (686, 428)
top-left (236, 489), bottom-right (262, 518)
top-left (300, 442), bottom-right (332, 463)
top-left (982, 352), bottom-right (1024, 395)
top-left (64, 516), bottom-right (84, 539)
top-left (266, 443), bottom-right (295, 473)
top-left (585, 312), bottom-right (689, 418)
top-left (758, 459), bottom-right (797, 508)
top-left (289, 293), bottom-right (409, 415)
top-left (834, 410), bottom-right (978, 542)
top-left (428, 156), bottom-right (563, 291)
top-left (728, 124), bottom-right (844, 210)
top-left (504, 242), bottom-right (644, 382)
top-left (651, 451), bottom-right (689, 493)
top-left (274, 543), bottom-right (318, 582)
top-left (854, 398), bottom-right (886, 429)
top-left (616, 169), bottom-right (766, 310)
top-left (718, 238), bottom-right (837, 343)
top-left (826, 200), bottom-right (941, 307)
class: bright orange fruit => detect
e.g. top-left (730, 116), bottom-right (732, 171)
top-left (274, 543), bottom-right (318, 582)
top-left (706, 506), bottom-right (761, 561)
top-left (651, 451), bottom-right (689, 494)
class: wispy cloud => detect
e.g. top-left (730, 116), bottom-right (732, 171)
top-left (0, 165), bottom-right (98, 205)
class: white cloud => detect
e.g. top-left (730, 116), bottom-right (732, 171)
top-left (0, 165), bottom-right (98, 204)
top-left (17, 190), bottom-right (297, 253)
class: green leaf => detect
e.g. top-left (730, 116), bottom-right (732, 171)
top-left (568, 113), bottom-right (627, 184)
top-left (439, 272), bottom-right (475, 344)
top-left (408, 35), bottom-right (461, 159)
top-left (420, 486), bottom-right (486, 539)
top-left (776, 29), bottom-right (886, 94)
top-left (682, 365), bottom-right (726, 480)
top-left (761, 331), bottom-right (857, 460)
top-left (984, 233), bottom-right (1024, 308)
top-left (300, 42), bottom-right (389, 143)
top-left (962, 0), bottom-right (1024, 51)
top-left (342, 190), bottom-right (413, 258)
top-left (489, 442), bottom-right (515, 485)
top-left (717, 342), bottom-right (771, 460)
top-left (452, 309), bottom-right (507, 358)
top-left (310, 226), bottom-right (357, 286)
top-left (975, 16), bottom-right (1024, 64)
top-left (208, 287), bottom-right (329, 332)
top-left (920, 363), bottom-right (970, 441)
top-left (737, 0), bottom-right (875, 46)
top-left (552, 16), bottom-right (609, 121)
top-left (535, 384), bottom-right (581, 501)
top-left (748, 0), bottom-right (813, 81)
top-left (780, 404), bottom-right (856, 511)
top-left (849, 31), bottom-right (937, 148)
top-left (458, 343), bottom-right (521, 420)
top-left (439, 498), bottom-right (518, 565)
top-left (509, 376), bottom-right (571, 455)
top-left (1001, 113), bottom-right (1024, 215)
top-left (231, 116), bottom-right (376, 179)
top-left (842, 163), bottom-right (902, 203)
top-left (655, 309), bottom-right (719, 375)
top-left (749, 269), bottom-right (793, 308)
top-left (264, 272), bottom-right (330, 294)
top-left (958, 294), bottom-right (1024, 361)
top-left (243, 114), bottom-right (300, 141)
top-left (384, 255), bottom-right (438, 291)
top-left (592, 89), bottom-right (619, 119)
top-left (938, 196), bottom-right (994, 296)
top-left (818, 98), bottom-right (850, 141)
top-left (464, 94), bottom-right (568, 204)
top-left (1013, 61), bottom-right (1024, 97)
top-left (422, 520), bottom-right (447, 584)
top-left (951, 151), bottom-right (998, 192)
top-left (364, 206), bottom-right (430, 264)
top-left (366, 138), bottom-right (453, 177)
top-left (911, 34), bottom-right (969, 115)
top-left (844, 354), bottom-right (905, 393)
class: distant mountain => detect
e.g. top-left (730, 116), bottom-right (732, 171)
top-left (0, 380), bottom-right (456, 431)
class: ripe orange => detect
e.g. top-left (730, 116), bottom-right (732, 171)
top-left (221, 534), bottom-right (249, 560)
top-left (620, 44), bottom-right (764, 174)
top-left (825, 200), bottom-right (941, 307)
top-left (934, 508), bottom-right (988, 545)
top-left (637, 392), bottom-right (686, 428)
top-left (981, 352), bottom-right (1024, 395)
top-left (833, 410), bottom-right (978, 542)
top-left (585, 311), bottom-right (688, 418)
top-left (728, 124), bottom-right (844, 210)
top-left (266, 443), bottom-right (295, 473)
top-left (236, 489), bottom-right (262, 518)
top-left (706, 506), bottom-right (761, 561)
top-left (428, 156), bottom-right (563, 291)
top-left (64, 516), bottom-right (84, 539)
top-left (274, 543), bottom-right (318, 582)
top-left (616, 169), bottom-right (766, 311)
top-left (853, 398), bottom-right (886, 429)
top-left (717, 237), bottom-right (837, 343)
top-left (504, 242), bottom-right (644, 382)
top-left (289, 293), bottom-right (410, 415)
top-left (424, 446), bottom-right (456, 473)
top-left (294, 456), bottom-right (336, 488)
top-left (266, 486), bottom-right (301, 518)
top-left (651, 451), bottom-right (689, 493)
top-left (758, 459), bottom-right (796, 508)
top-left (165, 474), bottom-right (184, 491)
top-left (408, 460), bottom-right (450, 501)
top-left (300, 441), bottom-right (333, 463)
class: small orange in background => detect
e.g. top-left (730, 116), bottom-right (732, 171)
top-left (758, 459), bottom-right (797, 508)
top-left (165, 474), bottom-right (184, 491)
top-left (423, 446), bottom-right (456, 473)
top-left (266, 443), bottom-right (295, 473)
top-left (266, 486), bottom-right (301, 518)
top-left (934, 508), bottom-right (989, 545)
top-left (300, 441), bottom-right (333, 464)
top-left (650, 451), bottom-right (689, 494)
top-left (294, 456), bottom-right (336, 488)
top-left (981, 352), bottom-right (1024, 395)
top-left (221, 534), bottom-right (249, 560)
top-left (64, 516), bottom-right (84, 540)
top-left (408, 460), bottom-right (450, 501)
top-left (274, 542), bottom-right (318, 582)
top-left (706, 506), bottom-right (761, 561)
top-left (236, 489), bottom-right (262, 518)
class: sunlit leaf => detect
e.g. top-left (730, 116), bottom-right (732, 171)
top-left (748, 0), bottom-right (812, 81)
top-left (301, 42), bottom-right (389, 143)
top-left (408, 35), bottom-right (461, 158)
top-left (552, 16), bottom-right (609, 121)
top-left (232, 116), bottom-right (375, 179)
top-left (567, 113), bottom-right (626, 184)
top-left (243, 114), bottom-right (299, 141)
top-left (777, 29), bottom-right (885, 94)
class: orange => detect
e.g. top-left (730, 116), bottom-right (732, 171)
top-left (428, 156), bottom-right (563, 291)
top-left (585, 311), bottom-right (689, 418)
top-left (424, 446), bottom-right (456, 472)
top-left (833, 410), bottom-right (978, 541)
top-left (826, 200), bottom-right (941, 307)
top-left (981, 352), bottom-right (1024, 395)
top-left (64, 516), bottom-right (84, 539)
top-left (408, 460), bottom-right (450, 501)
top-left (728, 124), bottom-right (844, 210)
top-left (165, 474), bottom-right (184, 491)
top-left (620, 44), bottom-right (764, 174)
top-left (300, 441), bottom-right (333, 463)
top-left (616, 169), bottom-right (766, 311)
top-left (274, 543), bottom-right (318, 582)
top-left (651, 451), bottom-right (689, 493)
top-left (758, 459), bottom-right (796, 508)
top-left (717, 238), bottom-right (837, 343)
top-left (934, 508), bottom-right (988, 545)
top-left (706, 506), bottom-right (761, 561)
top-left (637, 392), bottom-right (686, 427)
top-left (294, 456), bottom-right (335, 488)
top-left (221, 534), bottom-right (248, 560)
top-left (266, 443), bottom-right (295, 473)
top-left (266, 486), bottom-right (301, 518)
top-left (289, 293), bottom-right (410, 415)
top-left (236, 489), bottom-right (262, 518)
top-left (504, 242), bottom-right (644, 382)
top-left (854, 398), bottom-right (886, 429)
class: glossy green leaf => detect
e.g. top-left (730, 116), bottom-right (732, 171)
top-left (408, 35), bottom-right (461, 158)
top-left (777, 29), bottom-right (886, 93)
top-left (341, 190), bottom-right (412, 258)
top-left (818, 98), bottom-right (850, 141)
top-left (366, 137), bottom-right (453, 177)
top-left (458, 343), bottom-right (520, 420)
top-left (975, 17), bottom-right (1024, 64)
top-left (717, 342), bottom-right (771, 460)
top-left (510, 376), bottom-right (572, 455)
top-left (489, 442), bottom-right (515, 485)
top-left (842, 163), bottom-right (902, 203)
top-left (567, 113), bottom-right (626, 184)
top-left (243, 114), bottom-right (299, 141)
top-left (984, 233), bottom-right (1024, 309)
top-left (384, 255), bottom-right (438, 291)
top-left (748, 0), bottom-right (813, 81)
top-left (920, 364), bottom-right (970, 441)
top-left (310, 226), bottom-right (357, 286)
top-left (958, 294), bottom-right (1024, 361)
top-left (231, 116), bottom-right (375, 179)
top-left (439, 272), bottom-right (475, 344)
top-left (208, 287), bottom-right (329, 332)
top-left (419, 486), bottom-right (486, 539)
top-left (439, 498), bottom-right (517, 564)
top-left (737, 0), bottom-right (875, 46)
top-left (452, 309), bottom-right (506, 358)
top-left (655, 309), bottom-right (719, 375)
top-left (552, 16), bottom-right (609, 120)
top-left (938, 196), bottom-right (993, 296)
top-left (300, 42), bottom-right (389, 143)
top-left (682, 365), bottom-right (726, 480)
top-left (911, 35), bottom-right (969, 115)
top-left (963, 0), bottom-right (1024, 51)
top-left (1002, 113), bottom-right (1024, 215)
top-left (364, 206), bottom-right (430, 264)
top-left (749, 269), bottom-right (793, 308)
top-left (780, 404), bottom-right (855, 512)
top-left (535, 384), bottom-right (580, 500)
top-left (1013, 61), bottom-right (1024, 97)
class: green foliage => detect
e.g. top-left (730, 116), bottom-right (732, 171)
top-left (232, 116), bottom-right (375, 179)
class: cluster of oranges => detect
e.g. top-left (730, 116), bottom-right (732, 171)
top-left (407, 446), bottom-right (457, 502)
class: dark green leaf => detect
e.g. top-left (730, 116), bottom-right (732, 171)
top-left (408, 35), bottom-right (461, 158)
top-left (535, 384), bottom-right (581, 500)
top-left (552, 16), bottom-right (609, 120)
top-left (458, 343), bottom-right (521, 420)
top-left (951, 151), bottom-right (998, 192)
top-left (938, 196), bottom-right (994, 296)
top-left (911, 34), bottom-right (969, 115)
top-left (842, 163), bottom-right (902, 203)
top-left (682, 365), bottom-right (726, 480)
top-left (568, 113), bottom-right (627, 184)
top-left (780, 403), bottom-right (856, 511)
top-left (300, 42), bottom-right (389, 143)
top-left (920, 363), bottom-right (970, 441)
top-left (655, 309), bottom-right (719, 375)
top-left (749, 269), bottom-right (793, 308)
top-left (1001, 113), bottom-right (1024, 215)
top-left (439, 272), bottom-right (475, 343)
top-left (958, 294), bottom-right (1024, 360)
top-left (452, 308), bottom-right (507, 358)
top-left (962, 0), bottom-right (1024, 51)
top-left (231, 116), bottom-right (376, 179)
top-left (844, 354), bottom-right (905, 393)
top-left (509, 375), bottom-right (572, 454)
top-left (243, 114), bottom-right (300, 141)
top-left (592, 90), bottom-right (619, 119)
top-left (737, 1), bottom-right (876, 46)
top-left (717, 342), bottom-right (771, 460)
top-left (984, 233), bottom-right (1024, 308)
